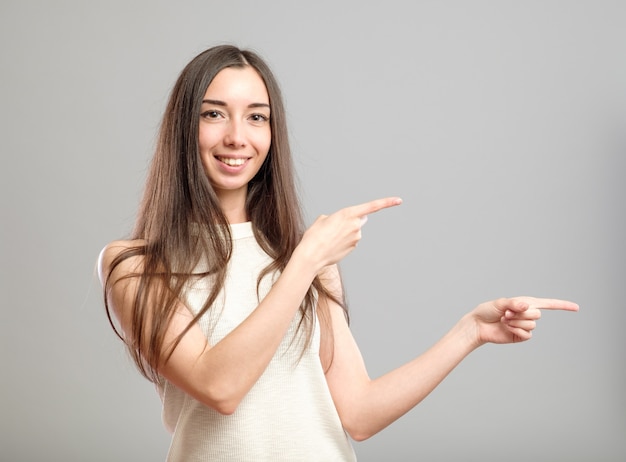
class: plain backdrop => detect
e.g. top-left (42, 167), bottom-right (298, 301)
top-left (2, 1), bottom-right (625, 461)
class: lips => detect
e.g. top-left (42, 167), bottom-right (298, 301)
top-left (216, 156), bottom-right (248, 167)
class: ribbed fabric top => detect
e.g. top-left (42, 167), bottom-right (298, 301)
top-left (159, 222), bottom-right (356, 461)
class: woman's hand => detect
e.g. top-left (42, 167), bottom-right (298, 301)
top-left (296, 197), bottom-right (402, 272)
top-left (468, 296), bottom-right (579, 346)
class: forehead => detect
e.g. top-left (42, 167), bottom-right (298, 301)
top-left (203, 66), bottom-right (269, 103)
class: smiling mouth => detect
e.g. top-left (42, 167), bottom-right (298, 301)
top-left (217, 157), bottom-right (247, 167)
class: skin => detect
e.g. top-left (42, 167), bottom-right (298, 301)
top-left (99, 66), bottom-right (579, 442)
top-left (197, 66), bottom-right (271, 223)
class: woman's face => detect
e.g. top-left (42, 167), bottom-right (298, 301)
top-left (198, 66), bottom-right (271, 208)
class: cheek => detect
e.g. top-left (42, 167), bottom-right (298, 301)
top-left (198, 127), bottom-right (217, 152)
top-left (256, 129), bottom-right (272, 156)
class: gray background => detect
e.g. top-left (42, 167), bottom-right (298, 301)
top-left (2, 1), bottom-right (624, 461)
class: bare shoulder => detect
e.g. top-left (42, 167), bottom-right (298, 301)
top-left (97, 239), bottom-right (147, 286)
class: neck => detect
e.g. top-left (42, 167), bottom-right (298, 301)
top-left (216, 189), bottom-right (248, 224)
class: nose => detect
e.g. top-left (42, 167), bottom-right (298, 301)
top-left (223, 120), bottom-right (246, 148)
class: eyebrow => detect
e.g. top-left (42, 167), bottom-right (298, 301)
top-left (202, 99), bottom-right (270, 109)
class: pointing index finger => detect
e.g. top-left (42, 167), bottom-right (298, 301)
top-left (530, 298), bottom-right (580, 312)
top-left (350, 197), bottom-right (403, 217)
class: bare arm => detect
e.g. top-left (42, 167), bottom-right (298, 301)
top-left (99, 197), bottom-right (402, 415)
top-left (321, 286), bottom-right (579, 441)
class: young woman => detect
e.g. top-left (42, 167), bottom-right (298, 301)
top-left (98, 45), bottom-right (578, 461)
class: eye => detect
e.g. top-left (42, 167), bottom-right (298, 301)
top-left (201, 110), bottom-right (223, 120)
top-left (249, 113), bottom-right (270, 124)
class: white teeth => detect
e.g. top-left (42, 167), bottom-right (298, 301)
top-left (219, 157), bottom-right (246, 166)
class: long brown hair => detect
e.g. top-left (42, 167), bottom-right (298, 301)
top-left (104, 45), bottom-right (346, 383)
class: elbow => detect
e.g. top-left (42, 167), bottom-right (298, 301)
top-left (342, 417), bottom-right (376, 442)
top-left (345, 427), bottom-right (375, 443)
top-left (337, 397), bottom-right (379, 441)
top-left (214, 402), bottom-right (238, 416)
top-left (201, 382), bottom-right (244, 416)
top-left (206, 392), bottom-right (242, 416)
top-left (206, 396), bottom-right (240, 416)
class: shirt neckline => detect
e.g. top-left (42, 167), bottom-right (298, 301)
top-left (230, 221), bottom-right (254, 240)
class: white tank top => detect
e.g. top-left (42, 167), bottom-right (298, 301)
top-left (159, 222), bottom-right (356, 461)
